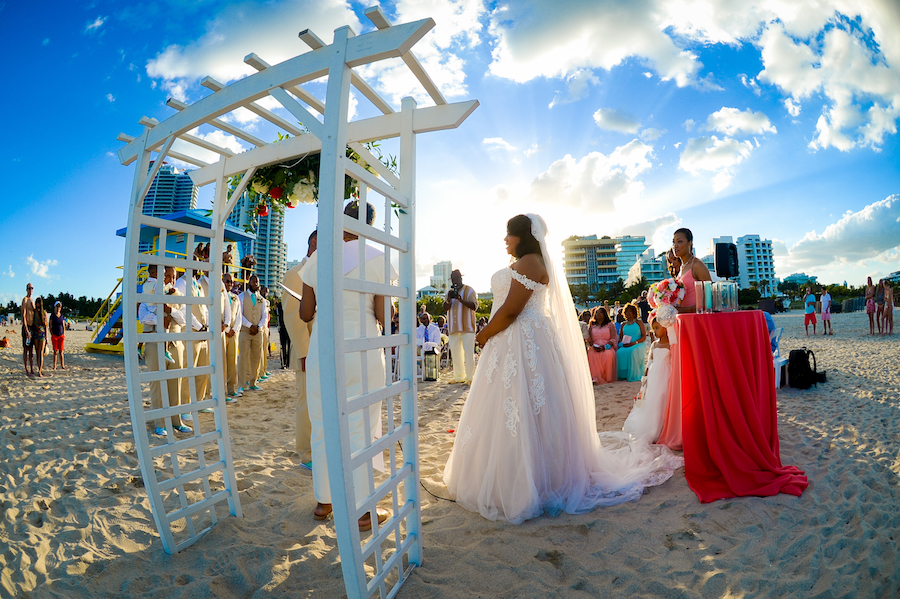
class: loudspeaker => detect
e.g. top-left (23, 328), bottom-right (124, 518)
top-left (715, 243), bottom-right (739, 278)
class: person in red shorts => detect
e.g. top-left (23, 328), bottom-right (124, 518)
top-left (49, 300), bottom-right (66, 370)
top-left (804, 287), bottom-right (817, 336)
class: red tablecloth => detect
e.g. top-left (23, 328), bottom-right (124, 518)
top-left (677, 311), bottom-right (808, 503)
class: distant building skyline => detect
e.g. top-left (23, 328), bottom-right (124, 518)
top-left (227, 193), bottom-right (287, 291)
top-left (140, 162), bottom-right (198, 253)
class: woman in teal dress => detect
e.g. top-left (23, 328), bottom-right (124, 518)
top-left (616, 304), bottom-right (647, 382)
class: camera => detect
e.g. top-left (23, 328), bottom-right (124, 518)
top-left (448, 282), bottom-right (462, 300)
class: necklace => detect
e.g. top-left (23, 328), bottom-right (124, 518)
top-left (680, 255), bottom-right (694, 277)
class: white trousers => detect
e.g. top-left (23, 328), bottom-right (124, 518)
top-left (449, 332), bottom-right (476, 383)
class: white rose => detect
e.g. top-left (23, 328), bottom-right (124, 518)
top-left (292, 181), bottom-right (317, 204)
top-left (252, 180), bottom-right (270, 195)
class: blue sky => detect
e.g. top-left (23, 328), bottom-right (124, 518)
top-left (2, 0), bottom-right (899, 308)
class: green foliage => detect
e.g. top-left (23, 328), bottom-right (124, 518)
top-left (738, 287), bottom-right (761, 306)
top-left (417, 296), bottom-right (446, 317)
top-left (3, 292), bottom-right (104, 319)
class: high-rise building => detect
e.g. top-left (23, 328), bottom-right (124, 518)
top-left (735, 235), bottom-right (777, 295)
top-left (562, 235), bottom-right (619, 289)
top-left (615, 236), bottom-right (650, 281)
top-left (139, 162), bottom-right (198, 252)
top-left (142, 162), bottom-right (197, 216)
top-left (430, 260), bottom-right (453, 293)
top-left (228, 192), bottom-right (288, 292)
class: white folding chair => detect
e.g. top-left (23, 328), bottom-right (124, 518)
top-left (771, 327), bottom-right (787, 389)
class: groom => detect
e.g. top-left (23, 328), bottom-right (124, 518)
top-left (443, 269), bottom-right (477, 384)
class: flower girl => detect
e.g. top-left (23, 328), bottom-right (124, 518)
top-left (623, 312), bottom-right (672, 443)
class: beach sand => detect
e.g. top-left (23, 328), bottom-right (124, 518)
top-left (1, 311), bottom-right (898, 598)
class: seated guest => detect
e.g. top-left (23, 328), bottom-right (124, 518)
top-left (416, 313), bottom-right (442, 353)
top-left (579, 310), bottom-right (592, 344)
top-left (436, 315), bottom-right (448, 336)
top-left (586, 307), bottom-right (618, 385)
top-left (616, 304), bottom-right (647, 382)
top-left (763, 310), bottom-right (779, 353)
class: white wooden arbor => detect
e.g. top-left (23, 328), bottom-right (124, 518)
top-left (118, 7), bottom-right (477, 598)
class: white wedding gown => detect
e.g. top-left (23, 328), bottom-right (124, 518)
top-left (623, 346), bottom-right (672, 443)
top-left (444, 267), bottom-right (684, 524)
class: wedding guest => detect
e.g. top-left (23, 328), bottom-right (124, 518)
top-left (623, 313), bottom-right (672, 443)
top-left (672, 228), bottom-right (712, 313)
top-left (21, 283), bottom-right (35, 376)
top-left (586, 307), bottom-right (617, 385)
top-left (617, 304), bottom-right (647, 382)
top-left (436, 315), bottom-right (447, 336)
top-left (882, 281), bottom-right (894, 335)
top-left (865, 276), bottom-right (876, 334)
top-left (300, 200), bottom-right (392, 530)
top-left (666, 249), bottom-right (682, 278)
top-left (821, 288), bottom-right (833, 335)
top-left (579, 310), bottom-right (592, 344)
top-left (637, 291), bottom-right (651, 323)
top-left (416, 312), bottom-right (442, 353)
top-left (443, 269), bottom-right (477, 384)
top-left (32, 297), bottom-right (49, 378)
top-left (49, 301), bottom-right (66, 370)
top-left (175, 268), bottom-right (210, 421)
top-left (875, 280), bottom-right (885, 334)
top-left (804, 287), bottom-right (817, 336)
top-left (222, 244), bottom-right (235, 274)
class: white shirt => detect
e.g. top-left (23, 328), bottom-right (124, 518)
top-left (821, 292), bottom-right (831, 313)
top-left (238, 290), bottom-right (267, 329)
top-left (416, 323), bottom-right (442, 352)
top-left (138, 277), bottom-right (185, 328)
top-left (174, 275), bottom-right (208, 331)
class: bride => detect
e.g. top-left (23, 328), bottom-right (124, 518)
top-left (443, 214), bottom-right (683, 524)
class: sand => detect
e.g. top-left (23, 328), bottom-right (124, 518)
top-left (0, 311), bottom-right (898, 598)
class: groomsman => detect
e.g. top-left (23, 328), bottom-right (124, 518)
top-left (176, 269), bottom-right (210, 415)
top-left (283, 230), bottom-right (316, 464)
top-left (257, 285), bottom-right (271, 382)
top-left (239, 275), bottom-right (265, 391)
top-left (139, 264), bottom-right (189, 436)
top-left (222, 272), bottom-right (241, 398)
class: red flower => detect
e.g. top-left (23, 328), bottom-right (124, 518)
top-left (269, 186), bottom-right (284, 199)
top-left (258, 205), bottom-right (269, 217)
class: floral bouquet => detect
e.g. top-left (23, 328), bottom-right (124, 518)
top-left (647, 277), bottom-right (685, 328)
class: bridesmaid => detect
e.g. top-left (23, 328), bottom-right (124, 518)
top-left (671, 228), bottom-right (712, 313)
top-left (616, 304), bottom-right (646, 382)
top-left (586, 307), bottom-right (617, 384)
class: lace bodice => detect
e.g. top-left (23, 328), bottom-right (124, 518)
top-left (490, 267), bottom-right (549, 321)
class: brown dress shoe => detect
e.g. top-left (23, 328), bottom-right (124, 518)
top-left (358, 508), bottom-right (390, 531)
top-left (313, 502), bottom-right (333, 521)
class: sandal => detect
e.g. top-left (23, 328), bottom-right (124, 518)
top-left (313, 502), bottom-right (333, 521)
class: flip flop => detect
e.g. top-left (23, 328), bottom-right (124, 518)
top-left (314, 503), bottom-right (333, 521)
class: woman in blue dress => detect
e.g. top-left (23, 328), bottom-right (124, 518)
top-left (616, 303), bottom-right (647, 381)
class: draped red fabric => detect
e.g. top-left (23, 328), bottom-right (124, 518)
top-left (678, 311), bottom-right (808, 503)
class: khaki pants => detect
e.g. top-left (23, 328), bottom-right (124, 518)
top-left (295, 367), bottom-right (312, 462)
top-left (145, 326), bottom-right (185, 429)
top-left (449, 332), bottom-right (476, 383)
top-left (224, 330), bottom-right (239, 395)
top-left (239, 328), bottom-right (262, 388)
top-left (257, 326), bottom-right (269, 379)
top-left (180, 339), bottom-right (209, 405)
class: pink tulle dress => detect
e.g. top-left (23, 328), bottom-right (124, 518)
top-left (586, 322), bottom-right (618, 384)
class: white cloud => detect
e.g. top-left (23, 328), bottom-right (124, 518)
top-left (106, 93), bottom-right (115, 103)
top-left (740, 74), bottom-right (761, 96)
top-left (487, 1), bottom-right (702, 87)
top-left (26, 255), bottom-right (57, 279)
top-left (593, 108), bottom-right (640, 134)
top-left (527, 141), bottom-right (654, 210)
top-left (549, 69), bottom-right (600, 108)
top-left (85, 16), bottom-right (107, 33)
top-left (777, 195), bottom-right (900, 271)
top-left (358, 0), bottom-right (485, 106)
top-left (705, 107), bottom-right (776, 137)
top-left (784, 97), bottom-right (801, 117)
top-left (618, 213), bottom-right (680, 249)
top-left (483, 137), bottom-right (516, 151)
top-left (679, 135), bottom-right (753, 192)
top-left (640, 128), bottom-right (665, 142)
top-left (147, 1), bottom-right (362, 96)
top-left (524, 143), bottom-right (539, 157)
top-left (2, 265), bottom-right (13, 278)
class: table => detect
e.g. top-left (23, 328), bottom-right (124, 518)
top-left (675, 310), bottom-right (808, 503)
